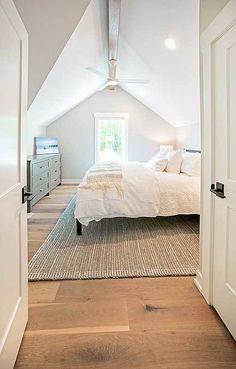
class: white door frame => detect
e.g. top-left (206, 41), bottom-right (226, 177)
top-left (195, 0), bottom-right (236, 304)
top-left (0, 0), bottom-right (28, 367)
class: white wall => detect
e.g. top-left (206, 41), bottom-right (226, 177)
top-left (47, 87), bottom-right (176, 181)
top-left (175, 123), bottom-right (201, 151)
top-left (200, 0), bottom-right (230, 34)
top-left (27, 124), bottom-right (46, 155)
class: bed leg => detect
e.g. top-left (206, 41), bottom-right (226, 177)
top-left (76, 219), bottom-right (82, 236)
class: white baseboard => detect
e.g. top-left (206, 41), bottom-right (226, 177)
top-left (61, 179), bottom-right (82, 184)
top-left (194, 269), bottom-right (202, 293)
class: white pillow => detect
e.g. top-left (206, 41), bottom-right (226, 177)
top-left (146, 157), bottom-right (168, 172)
top-left (181, 152), bottom-right (201, 177)
top-left (165, 150), bottom-right (183, 174)
top-left (149, 149), bottom-right (169, 162)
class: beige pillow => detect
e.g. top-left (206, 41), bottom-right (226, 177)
top-left (165, 150), bottom-right (183, 173)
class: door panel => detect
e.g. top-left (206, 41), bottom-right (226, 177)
top-left (213, 22), bottom-right (236, 339)
top-left (228, 42), bottom-right (236, 180)
top-left (0, 190), bottom-right (21, 335)
top-left (0, 4), bottom-right (20, 193)
top-left (0, 1), bottom-right (28, 368)
top-left (225, 207), bottom-right (236, 293)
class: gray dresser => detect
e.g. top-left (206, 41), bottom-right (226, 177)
top-left (27, 154), bottom-right (61, 212)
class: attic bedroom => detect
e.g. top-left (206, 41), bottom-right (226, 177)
top-left (11, 0), bottom-right (203, 350)
top-left (21, 0), bottom-right (201, 273)
top-left (1, 0), bottom-right (236, 368)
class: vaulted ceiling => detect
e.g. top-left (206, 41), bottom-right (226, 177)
top-left (14, 0), bottom-right (91, 106)
top-left (118, 0), bottom-right (200, 126)
top-left (14, 0), bottom-right (200, 128)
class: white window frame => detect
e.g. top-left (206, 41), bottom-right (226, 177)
top-left (94, 112), bottom-right (129, 162)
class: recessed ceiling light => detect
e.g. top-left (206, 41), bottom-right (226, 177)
top-left (165, 38), bottom-right (176, 50)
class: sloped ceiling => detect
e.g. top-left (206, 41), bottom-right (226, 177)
top-left (14, 0), bottom-right (90, 105)
top-left (24, 0), bottom-right (200, 127)
top-left (118, 0), bottom-right (200, 126)
top-left (27, 0), bottom-right (108, 126)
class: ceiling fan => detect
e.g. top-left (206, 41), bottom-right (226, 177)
top-left (87, 0), bottom-right (149, 91)
top-left (87, 60), bottom-right (149, 91)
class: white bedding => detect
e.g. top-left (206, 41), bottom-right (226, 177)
top-left (75, 161), bottom-right (200, 226)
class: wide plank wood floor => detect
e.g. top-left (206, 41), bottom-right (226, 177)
top-left (15, 185), bottom-right (236, 369)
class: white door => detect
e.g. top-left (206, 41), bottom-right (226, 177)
top-left (212, 22), bottom-right (236, 339)
top-left (0, 0), bottom-right (28, 368)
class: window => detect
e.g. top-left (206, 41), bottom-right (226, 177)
top-left (94, 113), bottom-right (128, 162)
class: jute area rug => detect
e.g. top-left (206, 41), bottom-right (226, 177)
top-left (28, 198), bottom-right (199, 281)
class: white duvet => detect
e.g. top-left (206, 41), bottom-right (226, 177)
top-left (75, 161), bottom-right (200, 226)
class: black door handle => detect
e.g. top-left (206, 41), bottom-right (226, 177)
top-left (210, 182), bottom-right (226, 199)
top-left (22, 186), bottom-right (33, 204)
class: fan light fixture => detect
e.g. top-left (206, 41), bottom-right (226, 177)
top-left (87, 66), bottom-right (149, 91)
top-left (165, 38), bottom-right (176, 50)
top-left (108, 80), bottom-right (119, 86)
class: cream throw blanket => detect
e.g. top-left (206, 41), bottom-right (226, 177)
top-left (79, 162), bottom-right (124, 197)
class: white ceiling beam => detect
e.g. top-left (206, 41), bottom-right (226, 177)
top-left (108, 0), bottom-right (121, 61)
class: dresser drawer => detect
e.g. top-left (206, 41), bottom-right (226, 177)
top-left (31, 182), bottom-right (49, 205)
top-left (50, 177), bottom-right (60, 190)
top-left (50, 167), bottom-right (60, 179)
top-left (32, 160), bottom-right (49, 176)
top-left (32, 171), bottom-right (49, 187)
top-left (33, 180), bottom-right (49, 195)
top-left (50, 156), bottom-right (60, 168)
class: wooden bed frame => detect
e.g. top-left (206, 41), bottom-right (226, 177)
top-left (75, 148), bottom-right (201, 235)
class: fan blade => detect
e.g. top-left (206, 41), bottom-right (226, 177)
top-left (97, 81), bottom-right (110, 91)
top-left (117, 78), bottom-right (149, 84)
top-left (86, 67), bottom-right (108, 79)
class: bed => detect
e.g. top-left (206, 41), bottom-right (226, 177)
top-left (75, 152), bottom-right (200, 235)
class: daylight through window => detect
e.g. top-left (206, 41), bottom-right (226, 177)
top-left (95, 114), bottom-right (128, 162)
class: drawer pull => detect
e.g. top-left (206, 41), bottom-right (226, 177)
top-left (55, 170), bottom-right (57, 173)
top-left (40, 189), bottom-right (43, 192)
top-left (40, 177), bottom-right (42, 180)
top-left (39, 166), bottom-right (42, 169)
top-left (55, 161), bottom-right (57, 163)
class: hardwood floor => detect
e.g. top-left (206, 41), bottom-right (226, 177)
top-left (15, 185), bottom-right (236, 369)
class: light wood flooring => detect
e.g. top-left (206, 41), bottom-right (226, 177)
top-left (15, 185), bottom-right (236, 369)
